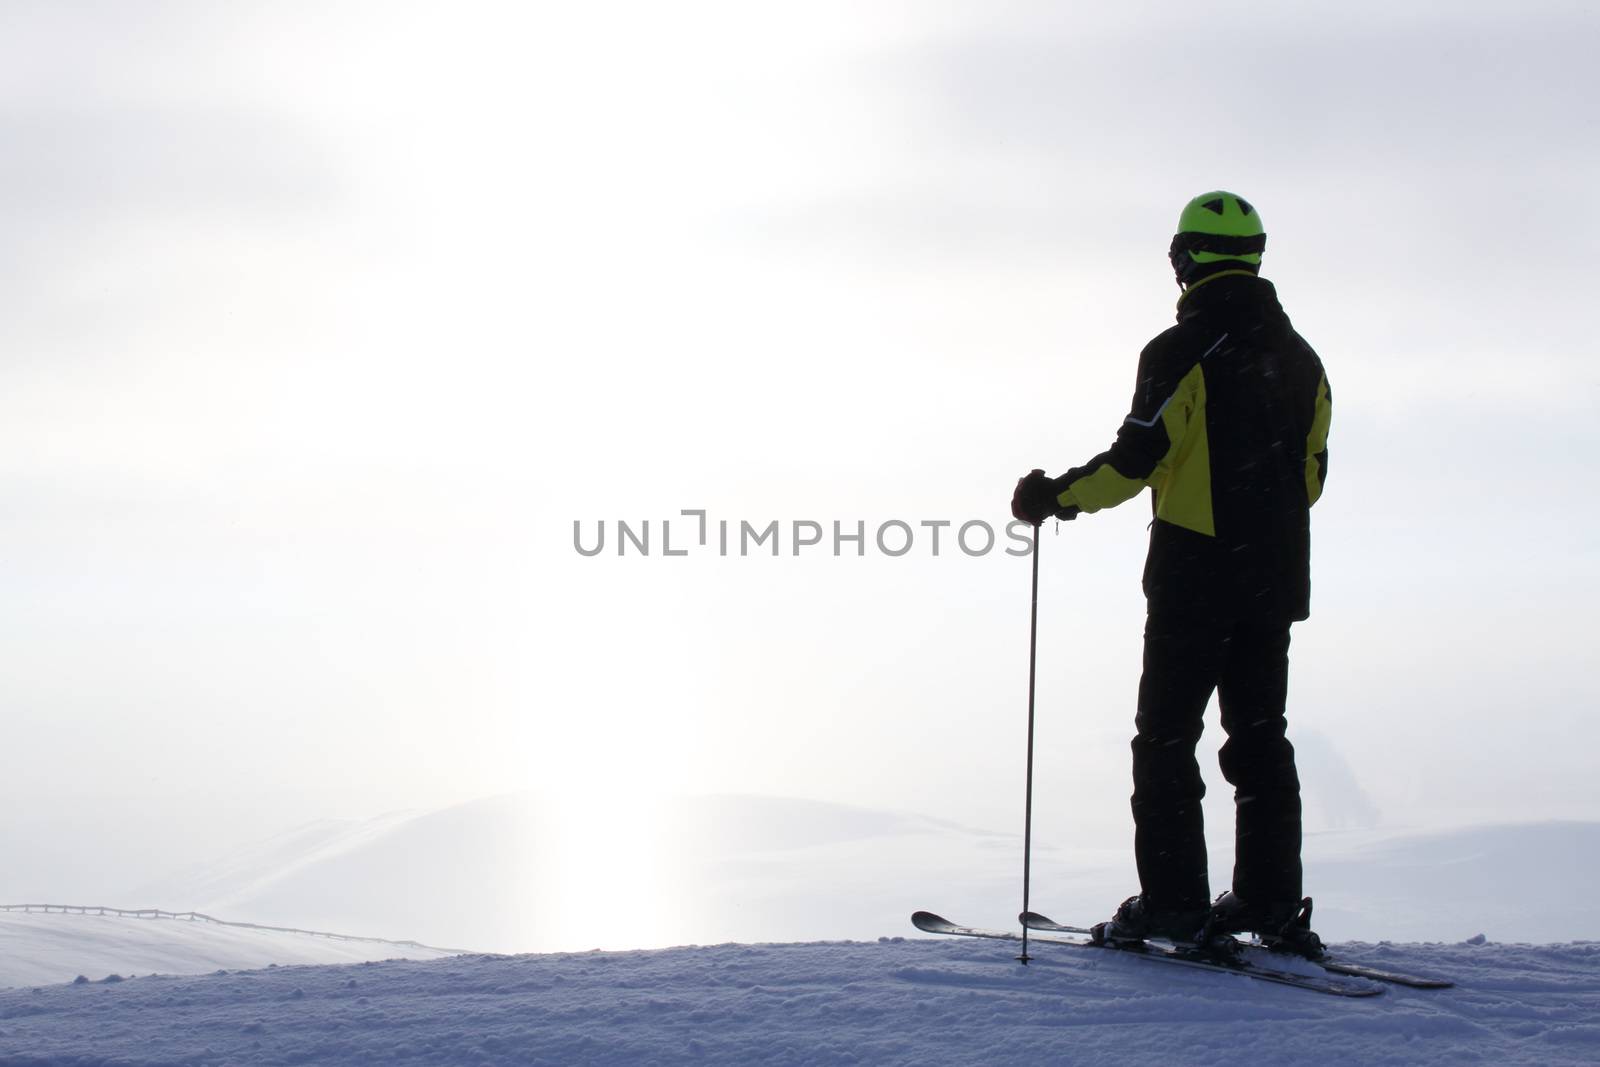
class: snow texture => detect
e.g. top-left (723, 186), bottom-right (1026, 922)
top-left (0, 935), bottom-right (1596, 1066)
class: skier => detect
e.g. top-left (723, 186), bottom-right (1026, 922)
top-left (1010, 191), bottom-right (1332, 957)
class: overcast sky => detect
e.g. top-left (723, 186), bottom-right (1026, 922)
top-left (2, 1), bottom-right (1597, 898)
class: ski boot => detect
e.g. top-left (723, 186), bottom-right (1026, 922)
top-left (1202, 891), bottom-right (1325, 959)
top-left (1090, 894), bottom-right (1209, 946)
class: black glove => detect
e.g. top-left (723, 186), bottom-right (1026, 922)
top-left (1011, 469), bottom-right (1079, 525)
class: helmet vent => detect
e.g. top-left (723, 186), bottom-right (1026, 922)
top-left (1202, 198), bottom-right (1225, 214)
top-left (1237, 198), bottom-right (1255, 216)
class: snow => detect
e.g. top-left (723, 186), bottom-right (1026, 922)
top-left (105, 794), bottom-right (1600, 952)
top-left (0, 910), bottom-right (457, 990)
top-left (119, 794), bottom-right (1000, 953)
top-left (1, 935), bottom-right (1597, 1065)
top-left (0, 799), bottom-right (1593, 1062)
top-left (96, 793), bottom-right (1600, 953)
top-left (4, 796), bottom-right (1600, 1062)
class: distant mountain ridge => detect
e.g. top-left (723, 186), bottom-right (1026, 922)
top-left (130, 792), bottom-right (1004, 952)
top-left (120, 791), bottom-right (1600, 953)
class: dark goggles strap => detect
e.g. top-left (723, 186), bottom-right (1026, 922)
top-left (1170, 231), bottom-right (1266, 257)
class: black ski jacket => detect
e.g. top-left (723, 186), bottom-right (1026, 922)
top-left (1055, 272), bottom-right (1331, 621)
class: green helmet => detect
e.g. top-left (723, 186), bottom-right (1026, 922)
top-left (1169, 191), bottom-right (1265, 286)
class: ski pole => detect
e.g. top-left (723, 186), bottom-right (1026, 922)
top-left (1019, 523), bottom-right (1040, 964)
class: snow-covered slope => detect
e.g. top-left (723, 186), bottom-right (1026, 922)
top-left (123, 811), bottom-right (420, 915)
top-left (135, 792), bottom-right (1008, 953)
top-left (1, 935), bottom-right (1595, 1065)
top-left (132, 792), bottom-right (1600, 953)
top-left (6, 796), bottom-right (1598, 1062)
top-left (0, 910), bottom-right (458, 989)
top-left (1309, 821), bottom-right (1600, 943)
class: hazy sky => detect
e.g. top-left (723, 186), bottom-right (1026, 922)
top-left (3, 1), bottom-right (1598, 897)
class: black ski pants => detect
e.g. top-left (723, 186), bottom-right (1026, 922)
top-left (1131, 612), bottom-right (1303, 914)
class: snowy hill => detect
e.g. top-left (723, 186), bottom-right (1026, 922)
top-left (131, 792), bottom-right (1012, 953)
top-left (4, 796), bottom-right (1599, 1062)
top-left (127, 792), bottom-right (1600, 952)
top-left (1, 935), bottom-right (1596, 1065)
top-left (122, 811), bottom-right (421, 918)
top-left (1308, 821), bottom-right (1600, 943)
top-left (0, 908), bottom-right (459, 989)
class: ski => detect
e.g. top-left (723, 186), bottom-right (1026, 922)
top-left (912, 911), bottom-right (1381, 997)
top-left (1305, 956), bottom-right (1452, 989)
top-left (1017, 911), bottom-right (1095, 936)
top-left (1020, 911), bottom-right (1452, 990)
